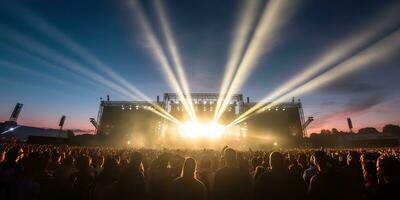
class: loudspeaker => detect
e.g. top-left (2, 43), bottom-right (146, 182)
top-left (347, 118), bottom-right (353, 130)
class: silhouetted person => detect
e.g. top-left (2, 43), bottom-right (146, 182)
top-left (303, 154), bottom-right (317, 188)
top-left (54, 155), bottom-right (77, 200)
top-left (342, 151), bottom-right (363, 199)
top-left (18, 152), bottom-right (41, 200)
top-left (213, 148), bottom-right (251, 200)
top-left (308, 151), bottom-right (344, 200)
top-left (298, 153), bottom-right (309, 170)
top-left (36, 152), bottom-right (56, 200)
top-left (362, 160), bottom-right (378, 200)
top-left (250, 157), bottom-right (262, 178)
top-left (0, 147), bottom-right (24, 200)
top-left (253, 166), bottom-right (266, 182)
top-left (92, 155), bottom-right (104, 175)
top-left (70, 155), bottom-right (96, 200)
top-left (149, 153), bottom-right (173, 200)
top-left (255, 151), bottom-right (304, 200)
top-left (110, 152), bottom-right (146, 200)
top-left (170, 157), bottom-right (207, 200)
top-left (94, 157), bottom-right (119, 200)
top-left (376, 155), bottom-right (400, 200)
top-left (289, 163), bottom-right (307, 199)
top-left (47, 152), bottom-right (62, 173)
top-left (196, 156), bottom-right (214, 196)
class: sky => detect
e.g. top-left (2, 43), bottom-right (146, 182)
top-left (0, 0), bottom-right (399, 135)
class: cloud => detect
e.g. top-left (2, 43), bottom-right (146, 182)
top-left (318, 78), bottom-right (383, 94)
top-left (346, 95), bottom-right (385, 112)
top-left (309, 93), bottom-right (385, 130)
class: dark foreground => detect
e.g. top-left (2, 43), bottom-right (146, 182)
top-left (0, 143), bottom-right (399, 200)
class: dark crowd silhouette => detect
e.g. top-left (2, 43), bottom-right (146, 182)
top-left (0, 143), bottom-right (399, 200)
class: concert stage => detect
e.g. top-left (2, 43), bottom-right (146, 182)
top-left (96, 93), bottom-right (306, 148)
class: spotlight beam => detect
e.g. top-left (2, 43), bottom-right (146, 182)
top-left (129, 0), bottom-right (197, 121)
top-left (8, 2), bottom-right (157, 108)
top-left (215, 0), bottom-right (297, 122)
top-left (0, 32), bottom-right (179, 125)
top-left (3, 1), bottom-right (188, 124)
top-left (0, 59), bottom-right (91, 92)
top-left (144, 106), bottom-right (181, 125)
top-left (0, 43), bottom-right (115, 95)
top-left (214, 0), bottom-right (261, 121)
top-left (0, 58), bottom-right (177, 123)
top-left (231, 29), bottom-right (400, 126)
top-left (153, 0), bottom-right (197, 121)
top-left (0, 42), bottom-right (178, 122)
top-left (0, 27), bottom-right (142, 100)
top-left (262, 3), bottom-right (400, 104)
top-left (0, 57), bottom-right (178, 122)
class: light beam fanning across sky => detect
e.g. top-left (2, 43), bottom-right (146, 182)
top-left (0, 27), bottom-right (179, 123)
top-left (128, 0), bottom-right (197, 121)
top-left (214, 0), bottom-right (297, 122)
top-left (214, 0), bottom-right (261, 122)
top-left (4, 2), bottom-right (180, 123)
top-left (260, 3), bottom-right (400, 105)
top-left (230, 29), bottom-right (400, 126)
top-left (153, 0), bottom-right (197, 121)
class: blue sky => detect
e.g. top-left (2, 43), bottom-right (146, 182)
top-left (0, 0), bottom-right (399, 133)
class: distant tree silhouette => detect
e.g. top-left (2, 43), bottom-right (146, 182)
top-left (331, 128), bottom-right (340, 135)
top-left (382, 124), bottom-right (400, 135)
top-left (66, 130), bottom-right (75, 138)
top-left (320, 129), bottom-right (332, 135)
top-left (310, 133), bottom-right (319, 138)
top-left (357, 127), bottom-right (380, 134)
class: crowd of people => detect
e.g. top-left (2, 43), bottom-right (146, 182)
top-left (0, 143), bottom-right (399, 200)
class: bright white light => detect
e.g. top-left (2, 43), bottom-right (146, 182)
top-left (215, 0), bottom-right (297, 122)
top-left (215, 0), bottom-right (262, 122)
top-left (129, 0), bottom-right (197, 121)
top-left (229, 3), bottom-right (400, 126)
top-left (262, 3), bottom-right (400, 105)
top-left (9, 128), bottom-right (15, 131)
top-left (179, 122), bottom-right (225, 139)
top-left (273, 142), bottom-right (278, 146)
top-left (127, 140), bottom-right (131, 145)
top-left (154, 0), bottom-right (197, 121)
top-left (230, 29), bottom-right (400, 126)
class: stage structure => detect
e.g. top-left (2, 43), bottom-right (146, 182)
top-left (96, 93), bottom-right (307, 148)
top-left (96, 100), bottom-right (161, 146)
